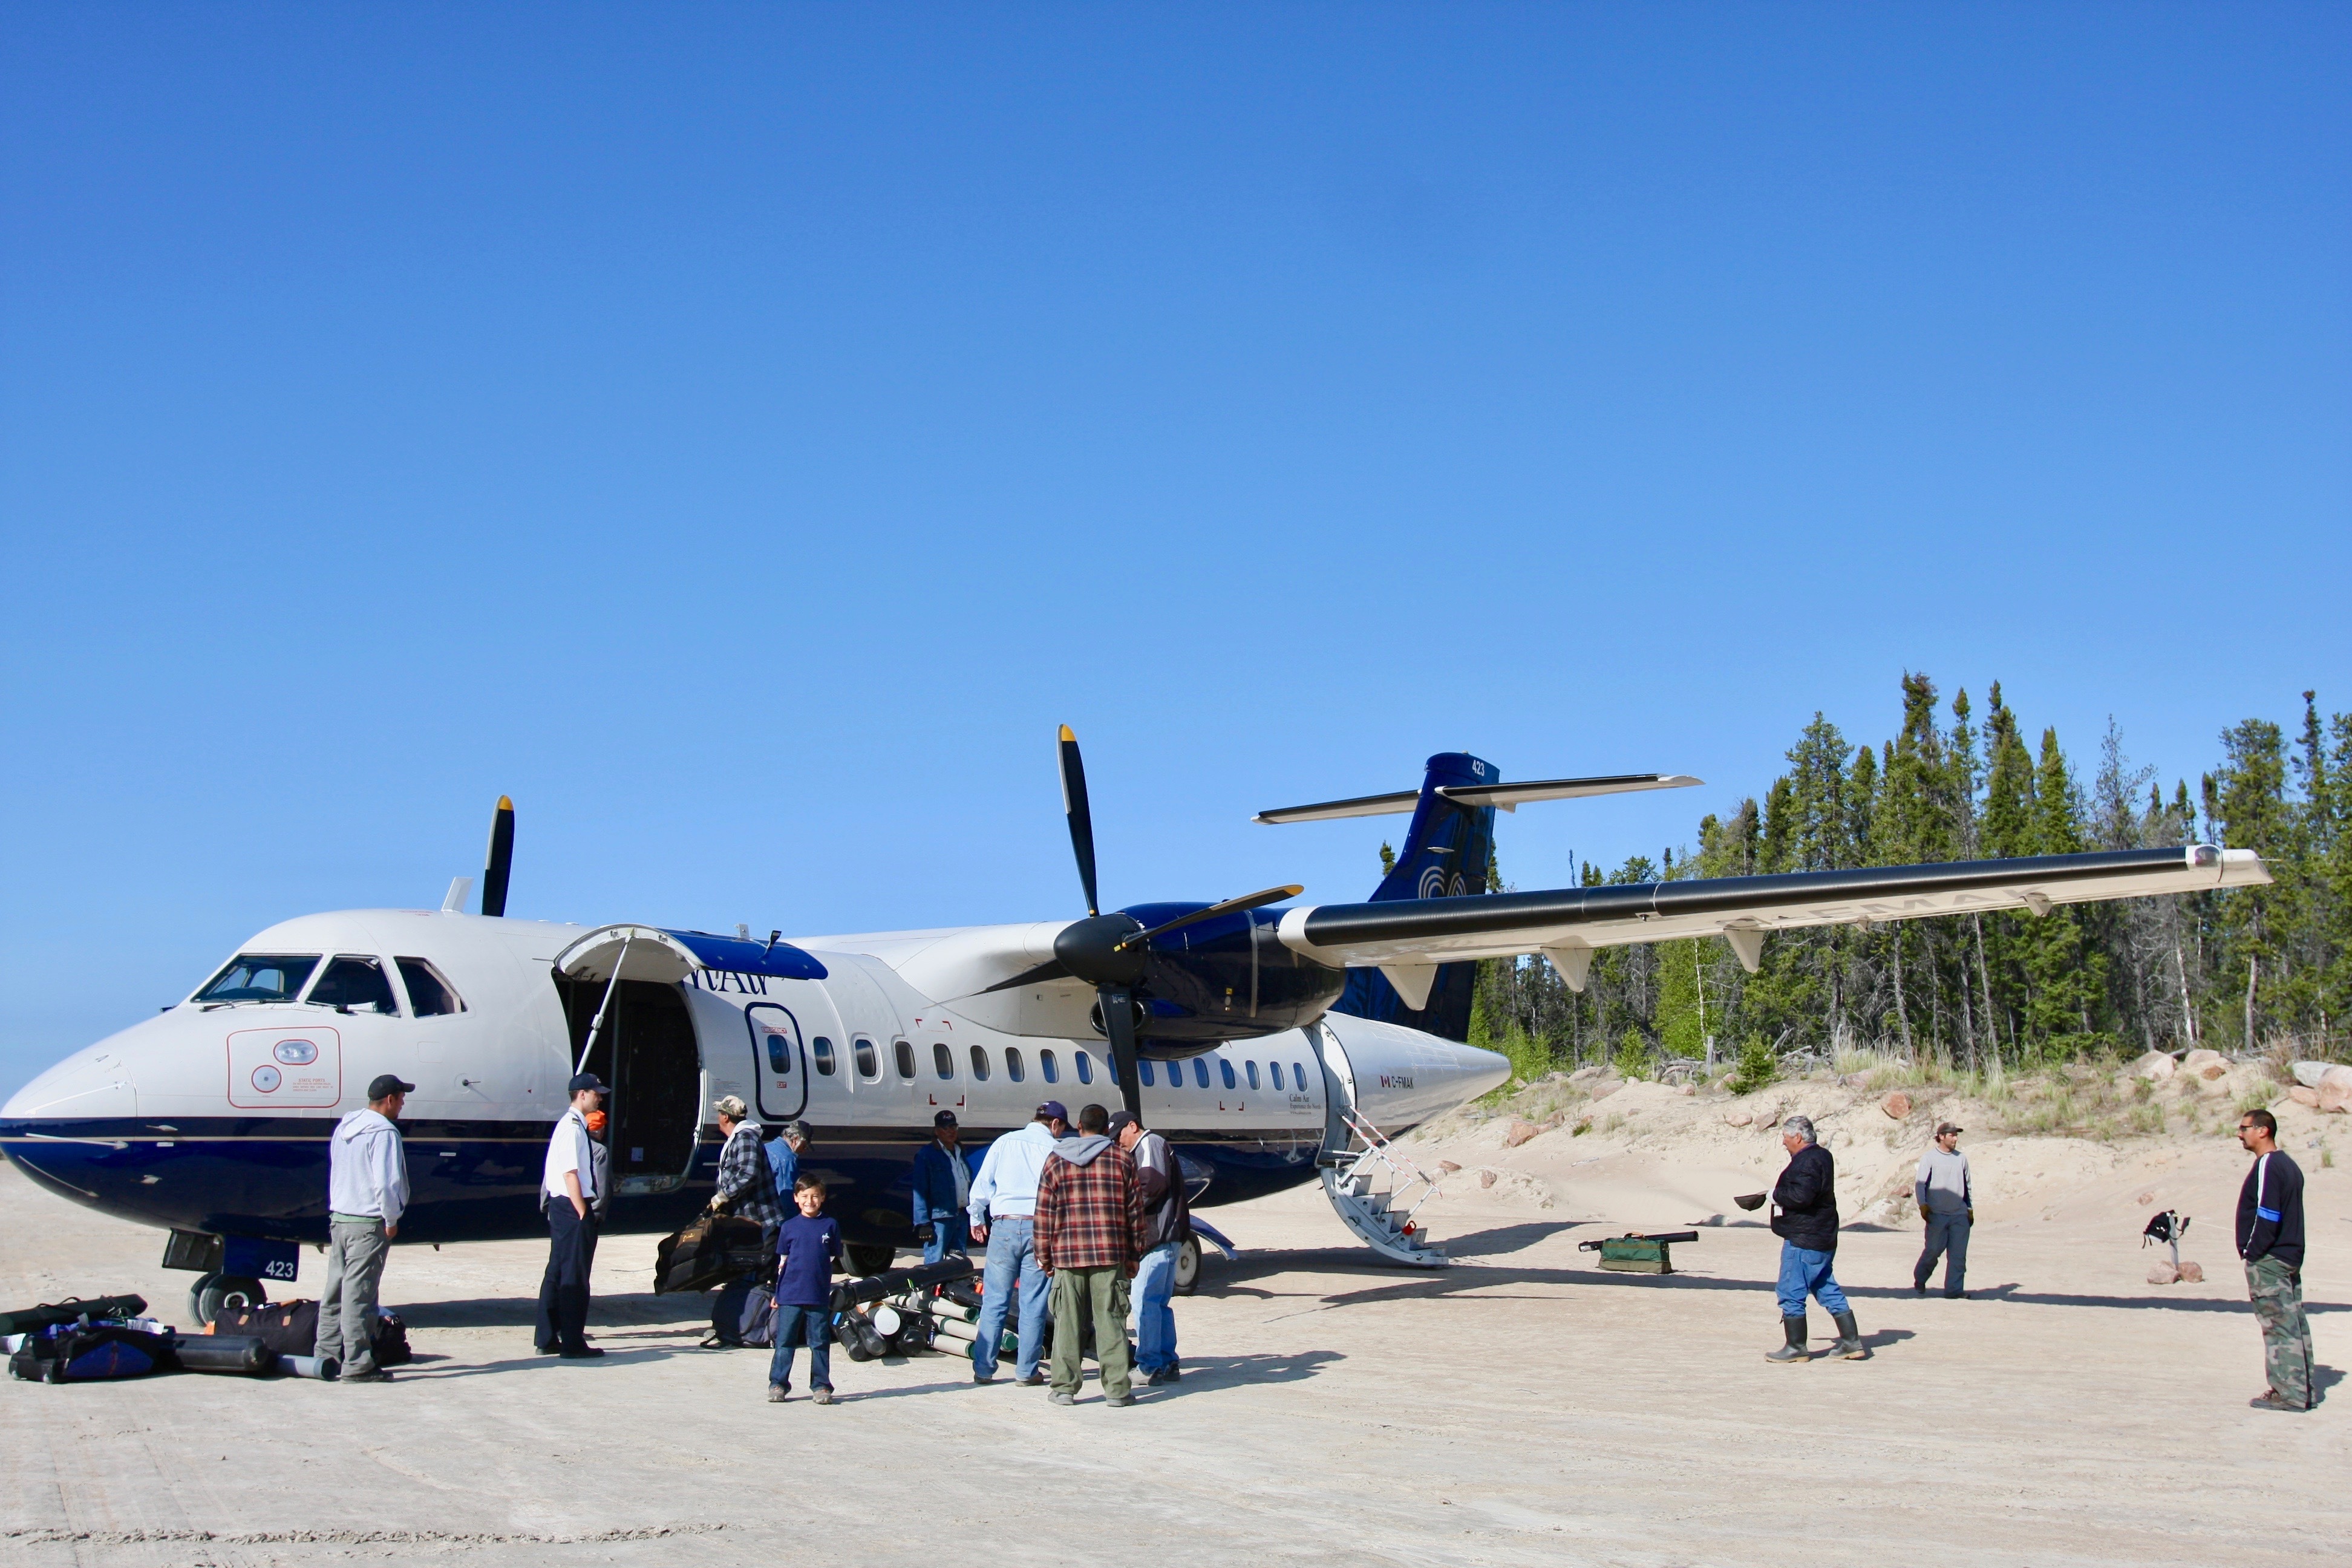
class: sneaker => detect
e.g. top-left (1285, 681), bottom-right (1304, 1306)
top-left (558, 1344), bottom-right (605, 1359)
top-left (1944, 1291), bottom-right (1967, 1300)
top-left (767, 1383), bottom-right (789, 1403)
top-left (812, 1387), bottom-right (835, 1406)
top-left (972, 1373), bottom-right (995, 1385)
top-left (341, 1367), bottom-right (393, 1383)
top-left (1912, 1282), bottom-right (1927, 1297)
top-left (2249, 1393), bottom-right (2310, 1413)
top-left (1145, 1367), bottom-right (1174, 1387)
top-left (1017, 1371), bottom-right (1045, 1386)
top-left (1048, 1390), bottom-right (1076, 1406)
top-left (534, 1343), bottom-right (560, 1355)
top-left (1103, 1393), bottom-right (1134, 1408)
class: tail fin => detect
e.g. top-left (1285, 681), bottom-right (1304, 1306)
top-left (1329, 753), bottom-right (1498, 1041)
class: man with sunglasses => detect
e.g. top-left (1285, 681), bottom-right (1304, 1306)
top-left (2235, 1109), bottom-right (2313, 1413)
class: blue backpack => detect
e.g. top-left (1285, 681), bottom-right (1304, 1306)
top-left (9, 1321), bottom-right (172, 1383)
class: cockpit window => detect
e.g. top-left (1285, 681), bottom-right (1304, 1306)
top-left (305, 955), bottom-right (401, 1015)
top-left (194, 954), bottom-right (321, 1004)
top-left (394, 958), bottom-right (465, 1017)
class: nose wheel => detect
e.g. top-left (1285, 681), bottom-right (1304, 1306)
top-left (186, 1272), bottom-right (268, 1327)
top-left (1172, 1233), bottom-right (1201, 1296)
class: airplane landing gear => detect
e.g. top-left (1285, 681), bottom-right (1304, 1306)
top-left (1172, 1233), bottom-right (1201, 1296)
top-left (844, 1243), bottom-right (897, 1278)
top-left (187, 1272), bottom-right (268, 1327)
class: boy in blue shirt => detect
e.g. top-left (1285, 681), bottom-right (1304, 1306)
top-left (768, 1174), bottom-right (843, 1405)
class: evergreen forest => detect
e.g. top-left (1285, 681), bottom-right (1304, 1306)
top-left (1465, 676), bottom-right (2352, 1080)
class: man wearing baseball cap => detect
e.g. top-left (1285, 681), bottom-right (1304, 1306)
top-left (1912, 1122), bottom-right (1974, 1299)
top-left (912, 1110), bottom-right (973, 1265)
top-left (316, 1073), bottom-right (413, 1382)
top-left (962, 1101), bottom-right (1071, 1385)
top-left (537, 1071), bottom-right (608, 1357)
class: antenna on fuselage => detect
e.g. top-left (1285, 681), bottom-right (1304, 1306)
top-left (480, 796), bottom-right (515, 917)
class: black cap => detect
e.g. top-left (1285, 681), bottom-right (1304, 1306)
top-left (567, 1071), bottom-right (608, 1096)
top-left (1105, 1110), bottom-right (1139, 1137)
top-left (933, 1109), bottom-right (958, 1128)
top-left (367, 1074), bottom-right (416, 1100)
top-left (1935, 1122), bottom-right (1964, 1136)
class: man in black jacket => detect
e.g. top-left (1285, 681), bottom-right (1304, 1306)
top-left (1768, 1115), bottom-right (1866, 1362)
top-left (2235, 1109), bottom-right (2313, 1412)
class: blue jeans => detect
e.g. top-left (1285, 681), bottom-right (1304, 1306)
top-left (766, 1302), bottom-right (832, 1393)
top-left (922, 1217), bottom-right (970, 1267)
top-left (973, 1215), bottom-right (1048, 1380)
top-left (1131, 1241), bottom-right (1180, 1373)
top-left (1776, 1243), bottom-right (1849, 1319)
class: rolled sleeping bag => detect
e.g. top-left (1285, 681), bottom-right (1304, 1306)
top-left (852, 1315), bottom-right (888, 1360)
top-left (930, 1298), bottom-right (980, 1324)
top-left (930, 1316), bottom-right (979, 1345)
top-left (279, 1354), bottom-right (341, 1380)
top-left (832, 1256), bottom-right (979, 1308)
top-left (171, 1334), bottom-right (276, 1376)
top-left (870, 1304), bottom-right (903, 1338)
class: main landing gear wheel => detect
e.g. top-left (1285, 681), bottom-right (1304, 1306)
top-left (187, 1272), bottom-right (268, 1327)
top-left (1172, 1233), bottom-right (1201, 1296)
top-left (844, 1243), bottom-right (897, 1278)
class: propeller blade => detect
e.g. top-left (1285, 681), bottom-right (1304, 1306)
top-left (480, 795), bottom-right (515, 918)
top-left (1097, 984), bottom-right (1145, 1124)
top-left (1116, 884), bottom-right (1304, 951)
top-left (979, 956), bottom-right (1074, 995)
top-left (1058, 725), bottom-right (1100, 917)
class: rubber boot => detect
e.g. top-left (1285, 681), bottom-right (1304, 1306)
top-left (1828, 1310), bottom-right (1869, 1359)
top-left (1765, 1315), bottom-right (1811, 1362)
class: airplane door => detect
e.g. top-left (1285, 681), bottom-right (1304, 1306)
top-left (746, 1003), bottom-right (808, 1123)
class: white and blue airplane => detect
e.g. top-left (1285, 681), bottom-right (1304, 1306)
top-left (1, 730), bottom-right (2268, 1322)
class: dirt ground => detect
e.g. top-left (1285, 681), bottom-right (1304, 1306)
top-left (2, 1098), bottom-right (2344, 1568)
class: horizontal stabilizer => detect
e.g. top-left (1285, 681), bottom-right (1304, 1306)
top-left (1256, 772), bottom-right (1700, 825)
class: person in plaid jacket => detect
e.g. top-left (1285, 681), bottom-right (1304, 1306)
top-left (1034, 1102), bottom-right (1151, 1407)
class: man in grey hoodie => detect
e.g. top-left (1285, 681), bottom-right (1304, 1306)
top-left (317, 1074), bottom-right (413, 1382)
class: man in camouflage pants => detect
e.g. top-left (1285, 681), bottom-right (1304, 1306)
top-left (2235, 1109), bottom-right (2313, 1413)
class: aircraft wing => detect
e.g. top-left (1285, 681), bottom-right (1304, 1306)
top-left (1272, 845), bottom-right (2269, 982)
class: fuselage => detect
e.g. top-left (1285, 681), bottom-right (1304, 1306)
top-left (0, 907), bottom-right (1508, 1254)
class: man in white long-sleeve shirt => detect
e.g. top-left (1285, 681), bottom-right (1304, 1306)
top-left (964, 1100), bottom-right (1070, 1385)
top-left (316, 1073), bottom-right (413, 1382)
top-left (1912, 1122), bottom-right (1975, 1299)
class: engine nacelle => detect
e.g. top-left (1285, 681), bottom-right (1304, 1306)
top-left (1111, 904), bottom-right (1347, 1056)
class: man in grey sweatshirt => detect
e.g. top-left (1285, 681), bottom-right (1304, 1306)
top-left (1912, 1122), bottom-right (1973, 1299)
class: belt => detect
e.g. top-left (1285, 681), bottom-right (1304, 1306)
top-left (329, 1212), bottom-right (385, 1227)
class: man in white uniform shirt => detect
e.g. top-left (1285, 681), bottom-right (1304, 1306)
top-left (537, 1071), bottom-right (608, 1357)
top-left (316, 1073), bottom-right (413, 1382)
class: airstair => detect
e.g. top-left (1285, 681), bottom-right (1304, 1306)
top-left (1319, 1109), bottom-right (1451, 1267)
top-left (1307, 1014), bottom-right (1450, 1266)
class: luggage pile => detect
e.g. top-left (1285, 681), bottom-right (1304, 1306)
top-left (697, 1255), bottom-right (1007, 1361)
top-left (4, 1293), bottom-right (407, 1385)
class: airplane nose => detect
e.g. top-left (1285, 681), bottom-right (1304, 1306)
top-left (2, 1045), bottom-right (137, 1120)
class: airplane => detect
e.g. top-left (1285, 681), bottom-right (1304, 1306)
top-left (1, 731), bottom-right (2270, 1325)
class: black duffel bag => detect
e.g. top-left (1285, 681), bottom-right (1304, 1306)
top-left (654, 1214), bottom-right (769, 1295)
top-left (8, 1321), bottom-right (172, 1383)
top-left (211, 1299), bottom-right (412, 1367)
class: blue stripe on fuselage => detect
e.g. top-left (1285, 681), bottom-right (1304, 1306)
top-left (2, 1118), bottom-right (1327, 1252)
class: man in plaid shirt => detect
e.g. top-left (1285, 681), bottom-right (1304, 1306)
top-left (1035, 1102), bottom-right (1151, 1407)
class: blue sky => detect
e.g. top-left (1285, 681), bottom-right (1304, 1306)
top-left (4, 5), bottom-right (2347, 1097)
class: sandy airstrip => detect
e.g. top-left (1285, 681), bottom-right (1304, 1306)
top-left (2, 1079), bottom-right (2343, 1568)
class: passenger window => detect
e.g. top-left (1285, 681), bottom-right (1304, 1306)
top-left (933, 1042), bottom-right (955, 1080)
top-left (854, 1038), bottom-right (879, 1079)
top-left (1269, 1061), bottom-right (1284, 1090)
top-left (307, 955), bottom-right (399, 1015)
top-left (1246, 1060), bottom-right (1260, 1090)
top-left (1139, 1059), bottom-right (1156, 1087)
top-left (812, 1037), bottom-right (837, 1076)
top-left (195, 953), bottom-right (320, 1004)
top-left (1220, 1059), bottom-right (1236, 1090)
top-left (1193, 1057), bottom-right (1210, 1088)
top-left (1005, 1047), bottom-right (1025, 1083)
top-left (1075, 1051), bottom-right (1094, 1085)
top-left (894, 1039), bottom-right (916, 1079)
top-left (394, 958), bottom-right (465, 1016)
top-left (1040, 1049), bottom-right (1059, 1083)
top-left (1294, 1060), bottom-right (1308, 1091)
top-left (969, 1045), bottom-right (991, 1082)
